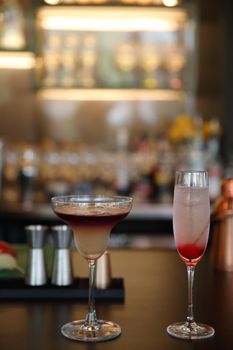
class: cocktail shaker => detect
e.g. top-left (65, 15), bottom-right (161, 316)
top-left (96, 251), bottom-right (111, 289)
top-left (211, 178), bottom-right (233, 271)
top-left (25, 225), bottom-right (48, 285)
top-left (51, 225), bottom-right (73, 286)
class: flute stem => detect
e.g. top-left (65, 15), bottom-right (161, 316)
top-left (186, 265), bottom-right (195, 325)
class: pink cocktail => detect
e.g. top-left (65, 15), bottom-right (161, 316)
top-left (173, 185), bottom-right (210, 267)
top-left (167, 170), bottom-right (215, 340)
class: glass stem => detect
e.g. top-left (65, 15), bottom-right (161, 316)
top-left (85, 259), bottom-right (98, 326)
top-left (186, 265), bottom-right (195, 325)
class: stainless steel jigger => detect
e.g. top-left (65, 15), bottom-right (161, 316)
top-left (25, 225), bottom-right (48, 286)
top-left (96, 251), bottom-right (112, 289)
top-left (51, 225), bottom-right (73, 286)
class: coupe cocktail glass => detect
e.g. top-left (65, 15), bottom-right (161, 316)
top-left (167, 170), bottom-right (215, 339)
top-left (51, 195), bottom-right (132, 342)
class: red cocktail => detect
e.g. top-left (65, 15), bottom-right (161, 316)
top-left (52, 195), bottom-right (132, 342)
top-left (55, 205), bottom-right (129, 260)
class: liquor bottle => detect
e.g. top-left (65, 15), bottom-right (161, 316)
top-left (0, 0), bottom-right (25, 50)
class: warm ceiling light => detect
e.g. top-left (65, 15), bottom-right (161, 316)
top-left (38, 7), bottom-right (187, 32)
top-left (163, 0), bottom-right (180, 7)
top-left (44, 0), bottom-right (61, 4)
top-left (37, 89), bottom-right (186, 101)
top-left (0, 52), bottom-right (35, 69)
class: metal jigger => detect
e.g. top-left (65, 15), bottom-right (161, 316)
top-left (96, 251), bottom-right (112, 289)
top-left (51, 225), bottom-right (73, 286)
top-left (25, 225), bottom-right (48, 286)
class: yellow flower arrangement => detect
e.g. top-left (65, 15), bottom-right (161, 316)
top-left (168, 114), bottom-right (195, 143)
top-left (202, 118), bottom-right (221, 140)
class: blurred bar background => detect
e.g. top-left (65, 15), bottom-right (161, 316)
top-left (0, 0), bottom-right (230, 245)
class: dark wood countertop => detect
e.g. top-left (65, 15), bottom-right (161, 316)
top-left (0, 248), bottom-right (232, 350)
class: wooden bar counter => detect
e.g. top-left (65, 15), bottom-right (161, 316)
top-left (0, 248), bottom-right (232, 350)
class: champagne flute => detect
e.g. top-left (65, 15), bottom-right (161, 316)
top-left (51, 195), bottom-right (132, 342)
top-left (167, 170), bottom-right (215, 339)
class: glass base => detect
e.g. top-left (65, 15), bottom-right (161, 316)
top-left (167, 321), bottom-right (215, 340)
top-left (61, 319), bottom-right (121, 342)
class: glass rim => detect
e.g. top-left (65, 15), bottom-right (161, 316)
top-left (51, 194), bottom-right (133, 205)
top-left (175, 170), bottom-right (208, 175)
top-left (175, 169), bottom-right (209, 187)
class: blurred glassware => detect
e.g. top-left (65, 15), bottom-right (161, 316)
top-left (0, 0), bottom-right (26, 50)
top-left (18, 146), bottom-right (39, 207)
top-left (44, 33), bottom-right (62, 52)
top-left (138, 43), bottom-right (161, 88)
top-left (60, 52), bottom-right (77, 87)
top-left (164, 46), bottom-right (186, 89)
top-left (78, 34), bottom-right (98, 87)
top-left (113, 41), bottom-right (138, 88)
top-left (42, 52), bottom-right (61, 87)
top-left (2, 144), bottom-right (20, 203)
top-left (115, 42), bottom-right (137, 73)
